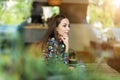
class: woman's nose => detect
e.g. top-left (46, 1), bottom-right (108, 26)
top-left (67, 26), bottom-right (70, 30)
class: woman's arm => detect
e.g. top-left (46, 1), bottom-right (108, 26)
top-left (61, 36), bottom-right (69, 53)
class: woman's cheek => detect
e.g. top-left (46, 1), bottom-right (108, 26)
top-left (63, 34), bottom-right (68, 37)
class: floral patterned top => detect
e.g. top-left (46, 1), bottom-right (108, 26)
top-left (43, 37), bottom-right (69, 64)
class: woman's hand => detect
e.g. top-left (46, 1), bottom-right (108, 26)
top-left (61, 36), bottom-right (69, 53)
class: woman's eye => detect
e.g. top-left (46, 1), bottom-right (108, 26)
top-left (69, 25), bottom-right (70, 28)
top-left (63, 25), bottom-right (66, 27)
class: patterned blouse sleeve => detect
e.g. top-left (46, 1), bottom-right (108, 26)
top-left (44, 37), bottom-right (69, 64)
top-left (43, 38), bottom-right (58, 60)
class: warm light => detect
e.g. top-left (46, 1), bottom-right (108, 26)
top-left (86, 16), bottom-right (90, 23)
top-left (113, 0), bottom-right (120, 8)
top-left (48, 0), bottom-right (62, 6)
top-left (93, 22), bottom-right (102, 29)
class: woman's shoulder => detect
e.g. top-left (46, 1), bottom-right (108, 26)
top-left (47, 37), bottom-right (58, 45)
top-left (48, 37), bottom-right (56, 42)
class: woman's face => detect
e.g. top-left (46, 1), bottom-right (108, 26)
top-left (56, 18), bottom-right (70, 38)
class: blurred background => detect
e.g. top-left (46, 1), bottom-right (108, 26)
top-left (0, 0), bottom-right (120, 80)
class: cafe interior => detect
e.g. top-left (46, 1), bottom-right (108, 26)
top-left (0, 0), bottom-right (120, 80)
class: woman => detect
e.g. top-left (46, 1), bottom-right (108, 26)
top-left (41, 14), bottom-right (70, 64)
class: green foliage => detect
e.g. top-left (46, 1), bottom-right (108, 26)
top-left (23, 56), bottom-right (47, 80)
top-left (21, 48), bottom-right (87, 80)
top-left (0, 48), bottom-right (120, 80)
top-left (0, 0), bottom-right (33, 25)
top-left (22, 53), bottom-right (70, 80)
top-left (0, 55), bottom-right (21, 80)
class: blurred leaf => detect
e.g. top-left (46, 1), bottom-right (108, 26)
top-left (0, 0), bottom-right (33, 25)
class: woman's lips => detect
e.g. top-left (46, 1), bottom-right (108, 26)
top-left (65, 32), bottom-right (69, 35)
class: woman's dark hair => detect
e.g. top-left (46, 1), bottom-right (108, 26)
top-left (41, 14), bottom-right (68, 49)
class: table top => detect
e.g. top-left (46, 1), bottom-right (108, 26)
top-left (24, 23), bottom-right (48, 29)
